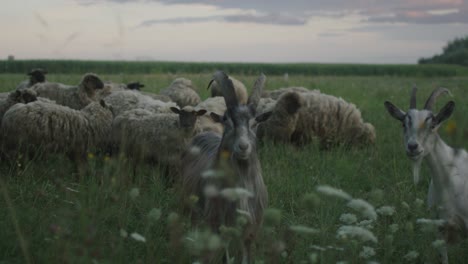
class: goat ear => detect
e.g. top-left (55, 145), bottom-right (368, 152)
top-left (195, 109), bottom-right (207, 116)
top-left (255, 111), bottom-right (273, 123)
top-left (210, 112), bottom-right (223, 123)
top-left (384, 101), bottom-right (406, 122)
top-left (170, 107), bottom-right (180, 114)
top-left (434, 101), bottom-right (455, 127)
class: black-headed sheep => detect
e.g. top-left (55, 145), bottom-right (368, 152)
top-left (31, 73), bottom-right (104, 110)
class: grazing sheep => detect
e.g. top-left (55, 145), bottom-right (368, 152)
top-left (385, 87), bottom-right (468, 264)
top-left (98, 81), bottom-right (145, 99)
top-left (262, 86), bottom-right (314, 100)
top-left (31, 73), bottom-right (104, 110)
top-left (256, 92), bottom-right (304, 143)
top-left (195, 96), bottom-right (227, 134)
top-left (208, 75), bottom-right (248, 104)
top-left (160, 77), bottom-right (201, 107)
top-left (180, 71), bottom-right (271, 263)
top-left (0, 89), bottom-right (55, 126)
top-left (103, 90), bottom-right (177, 117)
top-left (111, 106), bottom-right (206, 168)
top-left (16, 68), bottom-right (48, 90)
top-left (1, 98), bottom-right (113, 161)
top-left (292, 91), bottom-right (376, 149)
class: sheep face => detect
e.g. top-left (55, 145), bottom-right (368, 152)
top-left (81, 73), bottom-right (104, 91)
top-left (126, 82), bottom-right (144, 90)
top-left (170, 106), bottom-right (206, 129)
top-left (28, 68), bottom-right (47, 83)
top-left (385, 87), bottom-right (455, 161)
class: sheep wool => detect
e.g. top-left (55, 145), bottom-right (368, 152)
top-left (160, 78), bottom-right (201, 107)
top-left (31, 73), bottom-right (104, 110)
top-left (293, 92), bottom-right (376, 149)
top-left (209, 75), bottom-right (248, 105)
top-left (1, 99), bottom-right (113, 160)
top-left (103, 90), bottom-right (177, 117)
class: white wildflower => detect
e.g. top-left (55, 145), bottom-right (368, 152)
top-left (336, 225), bottom-right (378, 243)
top-left (310, 245), bottom-right (326, 251)
top-left (316, 185), bottom-right (352, 200)
top-left (203, 185), bottom-right (219, 198)
top-left (129, 188), bottom-right (140, 200)
top-left (201, 169), bottom-right (224, 179)
top-left (357, 219), bottom-right (374, 229)
top-left (359, 246), bottom-right (376, 259)
top-left (220, 188), bottom-right (253, 201)
top-left (148, 208), bottom-right (162, 221)
top-left (403, 250), bottom-right (419, 261)
top-left (401, 201), bottom-right (410, 210)
top-left (431, 239), bottom-right (446, 249)
top-left (340, 213), bottom-right (358, 225)
top-left (347, 199), bottom-right (377, 221)
top-left (289, 225), bottom-right (319, 235)
top-left (120, 229), bottom-right (128, 238)
top-left (414, 198), bottom-right (424, 207)
top-left (130, 232), bottom-right (146, 243)
top-left (376, 206), bottom-right (395, 216)
top-left (389, 224), bottom-right (399, 233)
top-left (416, 218), bottom-right (446, 226)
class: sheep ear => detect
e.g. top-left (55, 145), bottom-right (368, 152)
top-left (384, 101), bottom-right (406, 122)
top-left (210, 112), bottom-right (223, 123)
top-left (255, 111), bottom-right (272, 123)
top-left (433, 101), bottom-right (455, 127)
top-left (195, 109), bottom-right (207, 116)
top-left (170, 107), bottom-right (180, 114)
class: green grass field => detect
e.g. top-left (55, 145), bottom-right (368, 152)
top-left (0, 69), bottom-right (468, 263)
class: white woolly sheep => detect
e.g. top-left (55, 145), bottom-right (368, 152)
top-left (111, 106), bottom-right (206, 170)
top-left (385, 87), bottom-right (468, 264)
top-left (208, 75), bottom-right (248, 105)
top-left (31, 73), bottom-right (104, 110)
top-left (292, 91), bottom-right (376, 149)
top-left (160, 77), bottom-right (201, 107)
top-left (256, 92), bottom-right (304, 143)
top-left (16, 68), bottom-right (48, 90)
top-left (1, 98), bottom-right (113, 161)
top-left (103, 90), bottom-right (177, 117)
top-left (97, 81), bottom-right (145, 99)
top-left (195, 96), bottom-right (227, 134)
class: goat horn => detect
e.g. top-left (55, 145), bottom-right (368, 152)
top-left (424, 87), bottom-right (451, 110)
top-left (247, 73), bottom-right (266, 107)
top-left (409, 86), bottom-right (417, 109)
top-left (212, 71), bottom-right (238, 109)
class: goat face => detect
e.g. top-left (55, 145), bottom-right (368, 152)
top-left (385, 87), bottom-right (455, 161)
top-left (213, 106), bottom-right (257, 160)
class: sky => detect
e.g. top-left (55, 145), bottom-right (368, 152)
top-left (1, 0), bottom-right (468, 64)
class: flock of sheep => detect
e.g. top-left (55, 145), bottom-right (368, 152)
top-left (2, 68), bottom-right (466, 263)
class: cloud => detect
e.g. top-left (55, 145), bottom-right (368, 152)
top-left (77, 0), bottom-right (468, 25)
top-left (136, 13), bottom-right (307, 27)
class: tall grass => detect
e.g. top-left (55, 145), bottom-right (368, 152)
top-left (0, 72), bottom-right (468, 263)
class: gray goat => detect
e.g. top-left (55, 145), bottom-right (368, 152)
top-left (180, 71), bottom-right (271, 263)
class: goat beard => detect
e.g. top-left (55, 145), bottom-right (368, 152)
top-left (412, 158), bottom-right (423, 185)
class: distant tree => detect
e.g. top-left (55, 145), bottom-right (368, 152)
top-left (419, 36), bottom-right (468, 66)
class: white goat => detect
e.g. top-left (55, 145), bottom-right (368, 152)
top-left (384, 87), bottom-right (468, 264)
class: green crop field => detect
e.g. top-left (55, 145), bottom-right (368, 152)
top-left (0, 63), bottom-right (467, 263)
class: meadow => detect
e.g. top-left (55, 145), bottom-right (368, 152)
top-left (0, 64), bottom-right (468, 263)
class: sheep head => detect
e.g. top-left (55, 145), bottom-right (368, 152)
top-left (384, 87), bottom-right (455, 184)
top-left (170, 106), bottom-right (206, 130)
top-left (27, 68), bottom-right (47, 84)
top-left (127, 82), bottom-right (144, 90)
